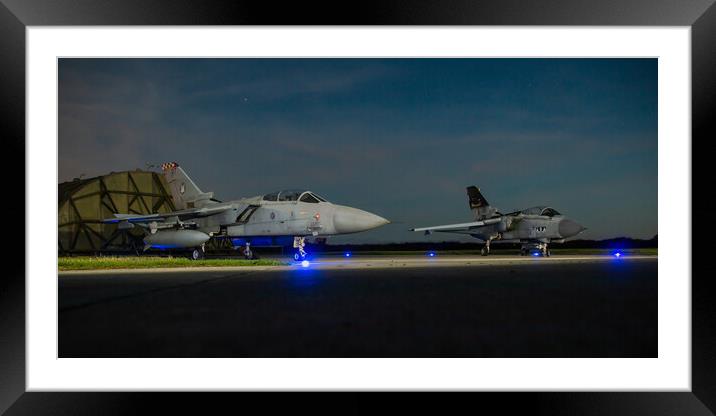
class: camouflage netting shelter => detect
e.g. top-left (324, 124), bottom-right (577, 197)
top-left (58, 170), bottom-right (176, 253)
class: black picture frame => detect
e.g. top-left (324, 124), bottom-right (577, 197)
top-left (1, 1), bottom-right (710, 414)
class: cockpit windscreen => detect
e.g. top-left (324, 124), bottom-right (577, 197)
top-left (540, 208), bottom-right (561, 217)
top-left (263, 190), bottom-right (328, 203)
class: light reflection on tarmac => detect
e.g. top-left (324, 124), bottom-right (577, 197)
top-left (59, 254), bottom-right (657, 275)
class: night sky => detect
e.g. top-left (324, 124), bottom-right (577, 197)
top-left (58, 58), bottom-right (657, 243)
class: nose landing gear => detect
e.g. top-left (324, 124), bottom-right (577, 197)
top-left (243, 242), bottom-right (254, 260)
top-left (293, 237), bottom-right (307, 261)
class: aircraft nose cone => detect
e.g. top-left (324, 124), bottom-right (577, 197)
top-left (559, 219), bottom-right (586, 238)
top-left (333, 205), bottom-right (389, 234)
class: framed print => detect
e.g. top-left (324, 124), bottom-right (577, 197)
top-left (2, 0), bottom-right (711, 414)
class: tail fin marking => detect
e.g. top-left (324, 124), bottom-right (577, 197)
top-left (466, 186), bottom-right (497, 220)
top-left (161, 162), bottom-right (216, 209)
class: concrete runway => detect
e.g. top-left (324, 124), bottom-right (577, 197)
top-left (59, 255), bottom-right (657, 357)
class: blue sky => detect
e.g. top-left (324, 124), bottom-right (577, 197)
top-left (59, 58), bottom-right (657, 243)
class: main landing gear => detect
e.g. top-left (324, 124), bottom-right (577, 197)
top-left (293, 237), bottom-right (307, 261)
top-left (481, 237), bottom-right (496, 256)
top-left (520, 242), bottom-right (550, 257)
top-left (190, 244), bottom-right (206, 260)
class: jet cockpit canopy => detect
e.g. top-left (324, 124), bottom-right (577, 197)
top-left (519, 206), bottom-right (561, 217)
top-left (262, 190), bottom-right (328, 203)
top-left (540, 207), bottom-right (561, 217)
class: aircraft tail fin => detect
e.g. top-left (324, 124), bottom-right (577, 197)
top-left (466, 186), bottom-right (497, 220)
top-left (161, 162), bottom-right (216, 209)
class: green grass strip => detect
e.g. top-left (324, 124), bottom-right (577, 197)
top-left (59, 256), bottom-right (287, 271)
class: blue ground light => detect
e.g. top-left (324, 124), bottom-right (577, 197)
top-left (344, 252), bottom-right (352, 258)
top-left (427, 251), bottom-right (437, 257)
top-left (301, 260), bottom-right (310, 267)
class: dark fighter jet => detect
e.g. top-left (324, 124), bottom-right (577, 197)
top-left (411, 186), bottom-right (586, 256)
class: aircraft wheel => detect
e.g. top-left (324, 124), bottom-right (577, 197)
top-left (191, 248), bottom-right (203, 260)
top-left (545, 249), bottom-right (551, 257)
top-left (481, 247), bottom-right (488, 256)
top-left (294, 253), bottom-right (300, 261)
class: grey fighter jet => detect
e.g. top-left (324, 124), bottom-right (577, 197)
top-left (103, 162), bottom-right (389, 260)
top-left (411, 186), bottom-right (586, 256)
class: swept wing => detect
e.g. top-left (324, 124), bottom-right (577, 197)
top-left (102, 204), bottom-right (233, 224)
top-left (410, 217), bottom-right (502, 234)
